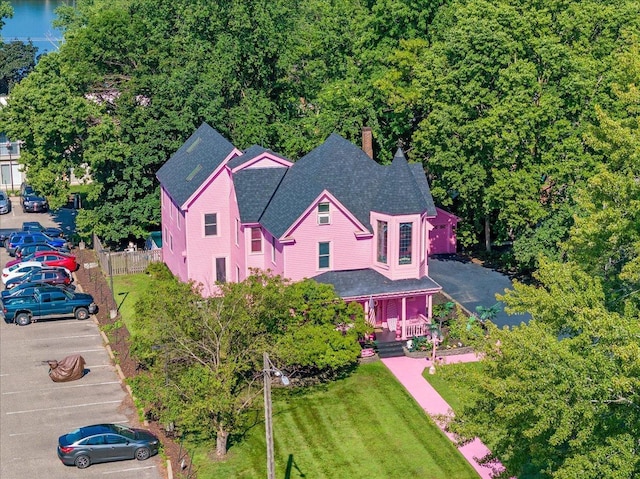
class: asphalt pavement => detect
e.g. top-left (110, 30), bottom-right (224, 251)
top-left (0, 205), bottom-right (165, 479)
top-left (429, 254), bottom-right (531, 329)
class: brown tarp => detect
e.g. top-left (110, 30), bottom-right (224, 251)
top-left (48, 354), bottom-right (86, 382)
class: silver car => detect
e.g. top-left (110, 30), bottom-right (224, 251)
top-left (0, 191), bottom-right (11, 214)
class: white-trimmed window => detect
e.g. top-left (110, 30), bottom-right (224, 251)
top-left (235, 219), bottom-right (240, 246)
top-left (318, 202), bottom-right (330, 225)
top-left (216, 257), bottom-right (226, 283)
top-left (399, 222), bottom-right (412, 265)
top-left (236, 265), bottom-right (241, 281)
top-left (169, 233), bottom-right (173, 252)
top-left (204, 213), bottom-right (217, 236)
top-left (318, 242), bottom-right (330, 269)
top-left (251, 227), bottom-right (262, 253)
top-left (377, 220), bottom-right (388, 264)
top-left (177, 211), bottom-right (181, 230)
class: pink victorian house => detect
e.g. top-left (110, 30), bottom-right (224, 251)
top-left (156, 123), bottom-right (458, 341)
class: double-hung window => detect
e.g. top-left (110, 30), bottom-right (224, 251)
top-left (318, 202), bottom-right (330, 225)
top-left (399, 222), bottom-right (412, 264)
top-left (318, 242), bottom-right (330, 269)
top-left (377, 220), bottom-right (388, 264)
top-left (204, 213), bottom-right (217, 236)
top-left (251, 227), bottom-right (262, 253)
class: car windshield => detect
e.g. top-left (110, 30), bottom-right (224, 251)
top-left (109, 424), bottom-right (136, 439)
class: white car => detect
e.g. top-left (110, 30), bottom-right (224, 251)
top-left (2, 261), bottom-right (46, 285)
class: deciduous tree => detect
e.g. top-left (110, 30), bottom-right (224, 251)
top-left (131, 268), bottom-right (367, 456)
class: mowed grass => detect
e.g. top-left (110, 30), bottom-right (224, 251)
top-left (424, 361), bottom-right (485, 414)
top-left (193, 362), bottom-right (479, 479)
top-left (111, 273), bottom-right (154, 334)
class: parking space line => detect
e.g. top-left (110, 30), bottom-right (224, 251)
top-left (3, 381), bottom-right (121, 395)
top-left (16, 334), bottom-right (99, 342)
top-left (102, 465), bottom-right (158, 474)
top-left (6, 400), bottom-right (122, 415)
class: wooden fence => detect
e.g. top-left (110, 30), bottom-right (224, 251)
top-left (94, 234), bottom-right (162, 276)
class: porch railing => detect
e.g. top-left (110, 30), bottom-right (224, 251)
top-left (405, 314), bottom-right (431, 338)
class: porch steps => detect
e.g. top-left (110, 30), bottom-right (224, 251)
top-left (375, 340), bottom-right (405, 358)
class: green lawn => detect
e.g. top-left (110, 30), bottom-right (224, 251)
top-left (112, 273), bottom-right (154, 335)
top-left (424, 361), bottom-right (485, 414)
top-left (111, 273), bottom-right (480, 478)
top-left (192, 362), bottom-right (479, 479)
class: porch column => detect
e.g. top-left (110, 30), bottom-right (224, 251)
top-left (400, 297), bottom-right (406, 340)
top-left (364, 300), bottom-right (369, 323)
top-left (427, 293), bottom-right (433, 319)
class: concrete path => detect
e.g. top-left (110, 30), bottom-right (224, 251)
top-left (429, 255), bottom-right (530, 329)
top-left (382, 355), bottom-right (506, 479)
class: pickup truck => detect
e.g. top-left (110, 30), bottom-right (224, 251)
top-left (0, 286), bottom-right (98, 326)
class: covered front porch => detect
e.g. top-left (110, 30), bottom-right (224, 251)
top-left (314, 268), bottom-right (442, 341)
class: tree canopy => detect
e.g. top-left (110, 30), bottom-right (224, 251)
top-left (1, 0), bottom-right (639, 255)
top-left (448, 46), bottom-right (640, 477)
top-left (131, 267), bottom-right (366, 456)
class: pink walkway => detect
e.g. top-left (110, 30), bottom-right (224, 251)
top-left (381, 355), bottom-right (506, 479)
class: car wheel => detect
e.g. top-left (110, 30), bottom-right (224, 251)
top-left (135, 447), bottom-right (150, 461)
top-left (75, 454), bottom-right (91, 469)
top-left (15, 313), bottom-right (31, 326)
top-left (74, 307), bottom-right (89, 320)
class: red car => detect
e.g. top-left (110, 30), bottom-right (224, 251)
top-left (29, 251), bottom-right (79, 272)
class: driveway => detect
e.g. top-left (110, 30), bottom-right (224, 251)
top-left (0, 207), bottom-right (165, 479)
top-left (429, 254), bottom-right (531, 329)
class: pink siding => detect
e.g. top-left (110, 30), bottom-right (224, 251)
top-left (231, 153), bottom-right (293, 172)
top-left (183, 168), bottom-right (234, 296)
top-left (370, 212), bottom-right (424, 281)
top-left (283, 198), bottom-right (371, 281)
top-left (161, 187), bottom-right (189, 283)
top-left (429, 207), bottom-right (459, 255)
top-left (243, 227), bottom-right (285, 276)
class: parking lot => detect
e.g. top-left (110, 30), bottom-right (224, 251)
top-left (0, 206), bottom-right (165, 479)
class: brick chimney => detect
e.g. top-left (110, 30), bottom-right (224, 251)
top-left (362, 127), bottom-right (373, 159)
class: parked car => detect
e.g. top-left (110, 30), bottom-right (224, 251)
top-left (0, 285), bottom-right (97, 325)
top-left (4, 267), bottom-right (72, 290)
top-left (22, 221), bottom-right (65, 239)
top-left (0, 191), bottom-right (11, 214)
top-left (1, 281), bottom-right (75, 299)
top-left (21, 192), bottom-right (49, 213)
top-left (1, 261), bottom-right (45, 285)
top-left (20, 183), bottom-right (34, 197)
top-left (15, 242), bottom-right (70, 259)
top-left (57, 423), bottom-right (160, 469)
top-left (6, 251), bottom-right (78, 271)
top-left (6, 232), bottom-right (67, 255)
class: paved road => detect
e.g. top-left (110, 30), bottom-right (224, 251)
top-left (0, 207), bottom-right (165, 479)
top-left (429, 255), bottom-right (531, 329)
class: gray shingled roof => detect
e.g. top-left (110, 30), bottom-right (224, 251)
top-left (227, 145), bottom-right (289, 170)
top-left (156, 122), bottom-right (236, 207)
top-left (373, 149), bottom-right (437, 215)
top-left (313, 268), bottom-right (441, 299)
top-left (233, 168), bottom-right (287, 223)
top-left (258, 134), bottom-right (381, 238)
top-left (258, 134), bottom-right (437, 238)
